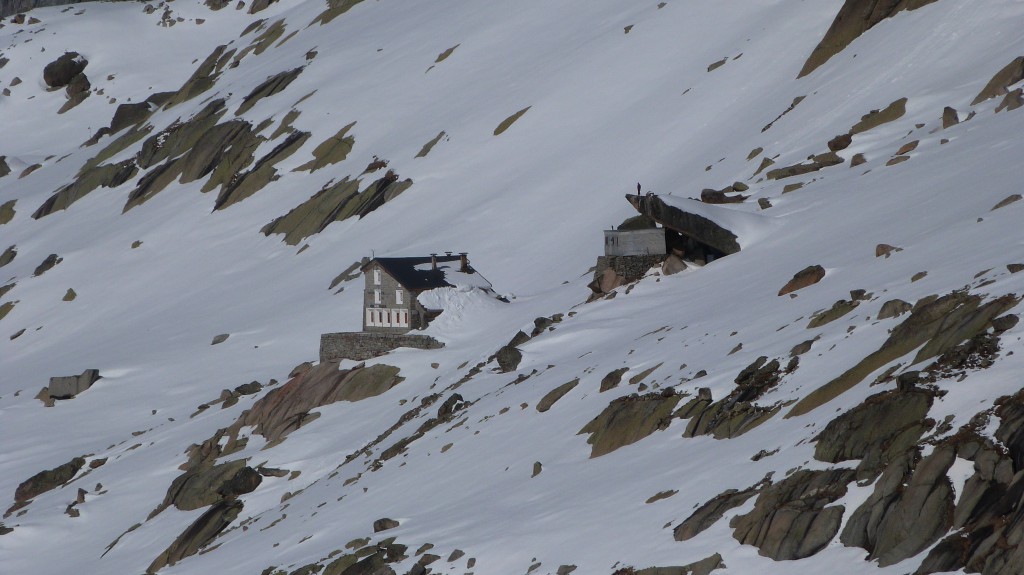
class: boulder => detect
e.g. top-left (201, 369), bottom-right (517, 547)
top-left (13, 456), bottom-right (85, 504)
top-left (941, 106), bottom-right (959, 129)
top-left (778, 265), bottom-right (826, 296)
top-left (373, 517), bottom-right (399, 532)
top-left (494, 344), bottom-right (522, 372)
top-left (827, 133), bottom-right (852, 151)
top-left (807, 299), bottom-right (859, 328)
top-left (48, 369), bottom-right (100, 399)
top-left (43, 52), bottom-right (87, 88)
top-left (731, 468), bottom-right (856, 560)
top-left (159, 459), bottom-right (259, 511)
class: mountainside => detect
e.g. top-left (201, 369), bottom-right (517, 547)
top-left (2, 1), bottom-right (1024, 574)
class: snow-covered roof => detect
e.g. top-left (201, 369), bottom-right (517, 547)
top-left (367, 255), bottom-right (493, 292)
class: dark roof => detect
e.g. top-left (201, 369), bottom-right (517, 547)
top-left (367, 256), bottom-right (464, 291)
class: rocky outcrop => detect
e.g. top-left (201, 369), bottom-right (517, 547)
top-left (159, 460), bottom-right (261, 512)
top-left (164, 45), bottom-right (236, 109)
top-left (578, 391), bottom-right (681, 458)
top-left (495, 344), bottom-right (523, 372)
top-left (261, 174), bottom-right (413, 245)
top-left (11, 456), bottom-right (85, 508)
top-left (235, 67), bottom-right (304, 116)
top-left (537, 379), bottom-right (579, 412)
top-left (814, 389), bottom-right (933, 479)
top-left (679, 357), bottom-right (785, 439)
top-left (32, 159), bottom-right (138, 218)
top-left (295, 123), bottom-right (356, 172)
top-left (841, 446), bottom-right (955, 566)
top-left (851, 98), bottom-right (908, 134)
top-left (212, 130), bottom-right (310, 210)
top-left (807, 298), bottom-right (859, 328)
top-left (634, 555), bottom-right (725, 575)
top-left (674, 481), bottom-right (767, 541)
top-left (972, 56), bottom-right (1024, 105)
top-left (790, 292), bottom-right (1021, 417)
top-left (0, 245), bottom-right (16, 268)
top-left (1, 0), bottom-right (117, 18)
top-left (765, 152), bottom-right (844, 180)
top-left (32, 253), bottom-right (62, 276)
top-left (731, 468), bottom-right (856, 560)
top-left (148, 499), bottom-right (243, 573)
top-left (240, 362), bottom-right (403, 445)
top-left (798, 0), bottom-right (940, 77)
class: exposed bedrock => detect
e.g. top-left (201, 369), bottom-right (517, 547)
top-left (799, 0), bottom-right (941, 78)
top-left (731, 468), bottom-right (856, 560)
top-left (578, 390), bottom-right (681, 458)
top-left (147, 499), bottom-right (243, 573)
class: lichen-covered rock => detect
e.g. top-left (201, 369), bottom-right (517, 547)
top-left (579, 392), bottom-right (681, 458)
top-left (159, 459), bottom-right (259, 512)
top-left (731, 468), bottom-right (855, 560)
top-left (815, 389), bottom-right (933, 479)
top-left (635, 554), bottom-right (725, 575)
top-left (841, 446), bottom-right (955, 566)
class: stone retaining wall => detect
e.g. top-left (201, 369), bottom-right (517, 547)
top-left (320, 332), bottom-right (444, 362)
top-left (594, 254), bottom-right (664, 283)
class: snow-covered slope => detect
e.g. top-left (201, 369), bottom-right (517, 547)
top-left (2, 1), bottom-right (1024, 574)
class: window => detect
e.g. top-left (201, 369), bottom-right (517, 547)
top-left (374, 289), bottom-right (381, 305)
top-left (395, 289), bottom-right (404, 305)
top-left (373, 268), bottom-right (381, 285)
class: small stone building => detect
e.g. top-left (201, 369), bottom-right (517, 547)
top-left (603, 228), bottom-right (666, 257)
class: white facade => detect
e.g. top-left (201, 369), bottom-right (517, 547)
top-left (604, 228), bottom-right (666, 257)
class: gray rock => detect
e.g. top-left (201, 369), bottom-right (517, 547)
top-left (536, 379), bottom-right (579, 412)
top-left (814, 389), bottom-right (933, 479)
top-left (32, 253), bottom-right (63, 276)
top-left (842, 446), bottom-right (955, 566)
top-left (13, 456), bottom-right (85, 503)
top-left (211, 333), bottom-right (229, 345)
top-left (878, 298), bottom-right (912, 319)
top-left (148, 499), bottom-right (243, 572)
top-left (731, 468), bottom-right (855, 560)
top-left (778, 265), bottom-right (825, 296)
top-left (675, 483), bottom-right (764, 541)
top-left (494, 344), bottom-right (522, 372)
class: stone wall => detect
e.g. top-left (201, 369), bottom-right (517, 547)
top-left (594, 254), bottom-right (665, 283)
top-left (320, 332), bottom-right (443, 362)
top-left (1, 0), bottom-right (122, 18)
